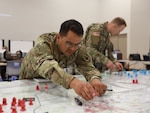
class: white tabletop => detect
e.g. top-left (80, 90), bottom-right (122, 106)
top-left (0, 72), bottom-right (150, 113)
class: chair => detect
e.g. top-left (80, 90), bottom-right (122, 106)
top-left (143, 55), bottom-right (150, 61)
top-left (143, 55), bottom-right (150, 69)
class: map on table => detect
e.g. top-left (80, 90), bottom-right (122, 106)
top-left (0, 70), bottom-right (150, 113)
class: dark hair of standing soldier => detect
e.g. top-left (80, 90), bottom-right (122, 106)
top-left (59, 19), bottom-right (84, 37)
top-left (111, 17), bottom-right (127, 27)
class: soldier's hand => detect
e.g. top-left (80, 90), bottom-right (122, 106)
top-left (114, 62), bottom-right (124, 71)
top-left (91, 79), bottom-right (107, 96)
top-left (70, 78), bottom-right (96, 100)
top-left (106, 60), bottom-right (114, 70)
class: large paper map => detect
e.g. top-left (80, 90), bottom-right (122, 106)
top-left (0, 70), bottom-right (150, 113)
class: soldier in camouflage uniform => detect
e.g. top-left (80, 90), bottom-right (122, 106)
top-left (19, 19), bottom-right (107, 100)
top-left (83, 17), bottom-right (127, 72)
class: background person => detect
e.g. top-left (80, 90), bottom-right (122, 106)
top-left (83, 17), bottom-right (127, 72)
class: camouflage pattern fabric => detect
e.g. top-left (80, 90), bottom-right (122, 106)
top-left (83, 22), bottom-right (116, 72)
top-left (19, 32), bottom-right (101, 89)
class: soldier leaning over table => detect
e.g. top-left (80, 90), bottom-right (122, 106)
top-left (83, 17), bottom-right (127, 72)
top-left (19, 19), bottom-right (107, 100)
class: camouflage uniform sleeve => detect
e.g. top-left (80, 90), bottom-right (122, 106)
top-left (37, 40), bottom-right (75, 89)
top-left (20, 34), bottom-right (74, 89)
top-left (87, 47), bottom-right (109, 65)
top-left (106, 40), bottom-right (116, 62)
top-left (75, 46), bottom-right (102, 82)
top-left (37, 59), bottom-right (74, 89)
top-left (83, 23), bottom-right (109, 65)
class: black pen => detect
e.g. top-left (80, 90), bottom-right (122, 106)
top-left (106, 89), bottom-right (113, 91)
top-left (74, 97), bottom-right (82, 106)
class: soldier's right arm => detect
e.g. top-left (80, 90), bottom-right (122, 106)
top-left (20, 34), bottom-right (75, 89)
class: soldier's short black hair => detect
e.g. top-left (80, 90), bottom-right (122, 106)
top-left (59, 19), bottom-right (84, 37)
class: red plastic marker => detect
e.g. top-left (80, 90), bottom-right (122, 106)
top-left (0, 104), bottom-right (3, 112)
top-left (132, 79), bottom-right (135, 84)
top-left (135, 79), bottom-right (138, 84)
top-left (2, 98), bottom-right (7, 105)
top-left (29, 98), bottom-right (33, 105)
top-left (20, 100), bottom-right (26, 111)
top-left (17, 99), bottom-right (21, 106)
top-left (11, 107), bottom-right (17, 113)
top-left (36, 85), bottom-right (40, 91)
top-left (11, 101), bottom-right (16, 109)
top-left (12, 97), bottom-right (16, 105)
top-left (20, 104), bottom-right (26, 111)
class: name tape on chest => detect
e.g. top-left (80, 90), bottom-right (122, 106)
top-left (92, 32), bottom-right (100, 37)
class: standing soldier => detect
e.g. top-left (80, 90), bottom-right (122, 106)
top-left (83, 17), bottom-right (127, 72)
top-left (19, 19), bottom-right (107, 100)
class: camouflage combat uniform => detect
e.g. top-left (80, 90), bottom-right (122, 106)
top-left (83, 22), bottom-right (115, 72)
top-left (19, 32), bottom-right (101, 89)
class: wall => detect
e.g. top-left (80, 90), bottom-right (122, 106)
top-left (0, 0), bottom-right (131, 56)
top-left (110, 34), bottom-right (127, 60)
top-left (130, 0), bottom-right (150, 59)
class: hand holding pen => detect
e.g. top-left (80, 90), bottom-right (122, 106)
top-left (74, 89), bottom-right (113, 106)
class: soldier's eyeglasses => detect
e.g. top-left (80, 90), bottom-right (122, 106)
top-left (62, 38), bottom-right (81, 49)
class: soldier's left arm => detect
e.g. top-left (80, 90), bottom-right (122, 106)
top-left (106, 40), bottom-right (123, 70)
top-left (107, 40), bottom-right (116, 62)
top-left (75, 46), bottom-right (102, 82)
